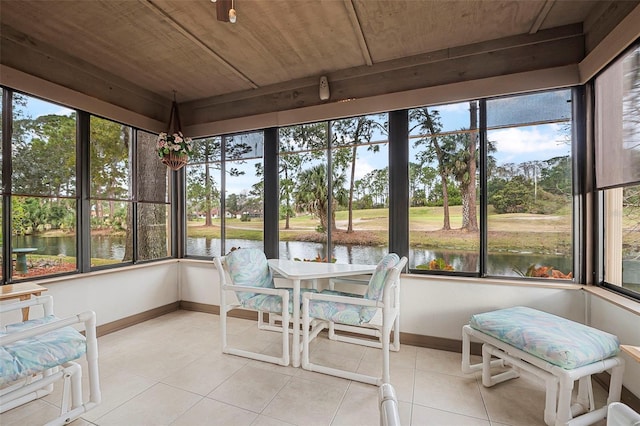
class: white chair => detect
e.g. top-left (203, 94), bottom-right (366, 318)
top-left (379, 383), bottom-right (402, 426)
top-left (215, 248), bottom-right (292, 366)
top-left (0, 295), bottom-right (101, 426)
top-left (607, 402), bottom-right (640, 426)
top-left (301, 254), bottom-right (408, 385)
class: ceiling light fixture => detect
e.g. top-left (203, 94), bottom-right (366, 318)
top-left (211, 0), bottom-right (236, 23)
top-left (229, 0), bottom-right (237, 23)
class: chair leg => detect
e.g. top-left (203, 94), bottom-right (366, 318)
top-left (382, 324), bottom-right (391, 385)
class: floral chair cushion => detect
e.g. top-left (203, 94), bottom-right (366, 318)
top-left (242, 288), bottom-right (317, 314)
top-left (308, 301), bottom-right (366, 326)
top-left (226, 248), bottom-right (274, 302)
top-left (0, 315), bottom-right (87, 386)
top-left (310, 254), bottom-right (400, 325)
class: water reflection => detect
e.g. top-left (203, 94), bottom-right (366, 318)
top-left (14, 234), bottom-right (574, 279)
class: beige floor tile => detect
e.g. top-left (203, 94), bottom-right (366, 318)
top-left (80, 370), bottom-right (157, 423)
top-left (207, 365), bottom-right (291, 413)
top-left (95, 382), bottom-right (201, 426)
top-left (361, 344), bottom-right (417, 370)
top-left (250, 414), bottom-right (296, 426)
top-left (0, 399), bottom-right (60, 426)
top-left (411, 404), bottom-right (491, 426)
top-left (172, 397), bottom-right (257, 426)
top-left (398, 401), bottom-right (413, 425)
top-left (415, 346), bottom-right (469, 377)
top-left (262, 377), bottom-right (347, 426)
top-left (413, 369), bottom-right (488, 420)
top-left (161, 351), bottom-right (249, 395)
top-left (478, 378), bottom-right (547, 426)
top-left (331, 385), bottom-right (380, 426)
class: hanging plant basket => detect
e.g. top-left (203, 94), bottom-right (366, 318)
top-left (161, 151), bottom-right (188, 171)
top-left (157, 97), bottom-right (192, 171)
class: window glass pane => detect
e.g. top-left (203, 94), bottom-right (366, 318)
top-left (90, 200), bottom-right (132, 265)
top-left (12, 196), bottom-right (78, 279)
top-left (408, 101), bottom-right (480, 272)
top-left (90, 116), bottom-right (131, 200)
top-left (137, 202), bottom-right (170, 261)
top-left (487, 89), bottom-right (573, 279)
top-left (12, 96), bottom-right (76, 196)
top-left (595, 44), bottom-right (640, 189)
top-left (186, 137), bottom-right (221, 257)
top-left (10, 94), bottom-right (78, 279)
top-left (186, 137), bottom-right (222, 257)
top-left (331, 114), bottom-right (389, 264)
top-left (224, 132), bottom-right (264, 253)
top-left (604, 184), bottom-right (640, 296)
top-left (137, 130), bottom-right (169, 203)
top-left (279, 123), bottom-right (328, 261)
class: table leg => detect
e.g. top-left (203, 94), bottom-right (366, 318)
top-left (292, 279), bottom-right (301, 368)
top-left (19, 295), bottom-right (31, 321)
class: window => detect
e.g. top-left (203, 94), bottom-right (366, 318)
top-left (278, 114), bottom-right (389, 264)
top-left (89, 116), bottom-right (133, 266)
top-left (89, 118), bottom-right (171, 267)
top-left (10, 94), bottom-right (78, 279)
top-left (597, 42), bottom-right (640, 298)
top-left (186, 131), bottom-right (264, 257)
top-left (486, 90), bottom-right (573, 279)
top-left (136, 130), bottom-right (171, 261)
top-left (407, 91), bottom-right (574, 279)
top-left (408, 101), bottom-right (480, 273)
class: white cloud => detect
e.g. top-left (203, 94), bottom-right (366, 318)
top-left (490, 124), bottom-right (570, 162)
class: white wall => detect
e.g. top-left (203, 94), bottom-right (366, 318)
top-left (0, 260), bottom-right (179, 327)
top-left (588, 293), bottom-right (640, 398)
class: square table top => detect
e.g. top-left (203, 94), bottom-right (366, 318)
top-left (267, 259), bottom-right (376, 280)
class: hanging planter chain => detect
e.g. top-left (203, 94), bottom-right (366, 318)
top-left (158, 95), bottom-right (190, 171)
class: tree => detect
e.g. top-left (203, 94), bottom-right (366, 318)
top-left (332, 115), bottom-right (382, 232)
top-left (490, 175), bottom-right (534, 213)
top-left (410, 108), bottom-right (452, 230)
top-left (278, 124), bottom-right (326, 229)
top-left (188, 137), bottom-right (221, 226)
top-left (294, 164), bottom-right (347, 232)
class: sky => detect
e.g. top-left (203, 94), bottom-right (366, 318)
top-left (17, 91), bottom-right (572, 195)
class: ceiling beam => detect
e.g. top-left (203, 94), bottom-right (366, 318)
top-left (529, 0), bottom-right (556, 34)
top-left (140, 0), bottom-right (258, 89)
top-left (182, 34), bottom-right (584, 126)
top-left (344, 0), bottom-right (373, 66)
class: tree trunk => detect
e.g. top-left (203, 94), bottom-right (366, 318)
top-left (347, 145), bottom-right (357, 233)
top-left (205, 161), bottom-right (212, 226)
top-left (464, 101), bottom-right (479, 232)
top-left (123, 131), bottom-right (168, 261)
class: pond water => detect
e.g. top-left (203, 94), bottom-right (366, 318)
top-left (11, 234), bottom-right (577, 278)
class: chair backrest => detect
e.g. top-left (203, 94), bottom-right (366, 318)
top-left (225, 248), bottom-right (274, 302)
top-left (360, 254), bottom-right (405, 323)
top-left (365, 253), bottom-right (401, 302)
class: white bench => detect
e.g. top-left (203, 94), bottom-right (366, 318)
top-left (462, 306), bottom-right (625, 426)
top-left (0, 295), bottom-right (101, 426)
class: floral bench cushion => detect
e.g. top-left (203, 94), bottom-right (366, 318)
top-left (0, 315), bottom-right (87, 386)
top-left (469, 306), bottom-right (620, 370)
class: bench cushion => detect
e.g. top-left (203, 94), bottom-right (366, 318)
top-left (470, 306), bottom-right (620, 369)
top-left (0, 315), bottom-right (86, 386)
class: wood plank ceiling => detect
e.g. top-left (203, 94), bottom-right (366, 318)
top-left (1, 0), bottom-right (638, 127)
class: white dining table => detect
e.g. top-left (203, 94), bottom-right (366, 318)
top-left (267, 259), bottom-right (377, 367)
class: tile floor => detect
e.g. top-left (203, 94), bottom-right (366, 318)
top-left (0, 310), bottom-right (609, 426)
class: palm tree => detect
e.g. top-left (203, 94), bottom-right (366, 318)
top-left (294, 164), bottom-right (347, 232)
